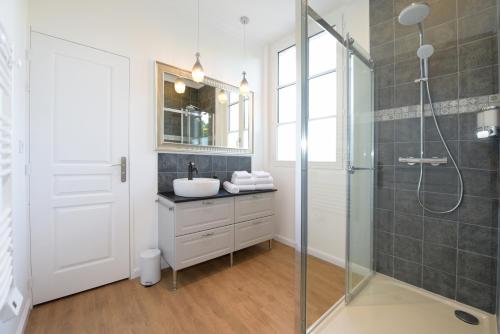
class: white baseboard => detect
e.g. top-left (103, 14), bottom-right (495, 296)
top-left (16, 295), bottom-right (32, 334)
top-left (273, 234), bottom-right (346, 268)
top-left (130, 267), bottom-right (140, 279)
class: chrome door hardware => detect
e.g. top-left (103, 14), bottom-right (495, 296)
top-left (398, 157), bottom-right (447, 166)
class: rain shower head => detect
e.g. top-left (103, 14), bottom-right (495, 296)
top-left (398, 2), bottom-right (431, 26)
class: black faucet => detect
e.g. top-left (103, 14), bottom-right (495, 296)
top-left (188, 161), bottom-right (198, 180)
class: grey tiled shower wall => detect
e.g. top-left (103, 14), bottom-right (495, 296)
top-left (371, 0), bottom-right (499, 313)
top-left (157, 153), bottom-right (251, 193)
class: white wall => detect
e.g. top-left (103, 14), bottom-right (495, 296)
top-left (0, 0), bottom-right (31, 333)
top-left (267, 0), bottom-right (369, 267)
top-left (28, 0), bottom-right (267, 277)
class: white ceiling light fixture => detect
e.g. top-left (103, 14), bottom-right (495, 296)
top-left (191, 0), bottom-right (205, 83)
top-left (174, 77), bottom-right (186, 94)
top-left (217, 89), bottom-right (228, 104)
top-left (239, 16), bottom-right (250, 96)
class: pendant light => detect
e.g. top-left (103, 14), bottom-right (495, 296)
top-left (191, 0), bottom-right (205, 83)
top-left (174, 77), bottom-right (186, 94)
top-left (217, 89), bottom-right (228, 104)
top-left (239, 16), bottom-right (250, 96)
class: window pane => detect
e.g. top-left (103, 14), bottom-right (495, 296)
top-left (309, 31), bottom-right (336, 76)
top-left (229, 91), bottom-right (239, 105)
top-left (278, 84), bottom-right (296, 123)
top-left (309, 72), bottom-right (336, 119)
top-left (244, 98), bottom-right (249, 129)
top-left (277, 123), bottom-right (296, 161)
top-left (243, 130), bottom-right (249, 149)
top-left (309, 118), bottom-right (336, 162)
top-left (228, 132), bottom-right (239, 148)
top-left (229, 103), bottom-right (239, 131)
top-left (279, 46), bottom-right (296, 86)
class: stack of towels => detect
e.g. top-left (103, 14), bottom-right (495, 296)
top-left (223, 171), bottom-right (274, 194)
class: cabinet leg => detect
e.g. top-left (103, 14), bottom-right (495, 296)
top-left (172, 270), bottom-right (177, 290)
top-left (268, 239), bottom-right (272, 250)
top-left (230, 252), bottom-right (234, 267)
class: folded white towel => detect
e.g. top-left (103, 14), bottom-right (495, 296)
top-left (231, 177), bottom-right (255, 185)
top-left (223, 181), bottom-right (239, 194)
top-left (254, 176), bottom-right (273, 185)
top-left (255, 184), bottom-right (274, 190)
top-left (252, 171), bottom-right (271, 178)
top-left (238, 184), bottom-right (256, 191)
top-left (233, 171), bottom-right (252, 179)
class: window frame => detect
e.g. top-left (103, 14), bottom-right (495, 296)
top-left (273, 30), bottom-right (344, 169)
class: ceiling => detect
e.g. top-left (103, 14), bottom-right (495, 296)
top-left (171, 0), bottom-right (352, 48)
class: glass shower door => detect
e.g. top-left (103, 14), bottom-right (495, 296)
top-left (345, 40), bottom-right (374, 302)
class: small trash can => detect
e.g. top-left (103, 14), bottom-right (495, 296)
top-left (140, 249), bottom-right (161, 286)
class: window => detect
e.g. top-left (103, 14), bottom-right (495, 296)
top-left (227, 91), bottom-right (240, 148)
top-left (276, 31), bottom-right (338, 162)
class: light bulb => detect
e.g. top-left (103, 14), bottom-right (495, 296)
top-left (218, 90), bottom-right (228, 104)
top-left (174, 78), bottom-right (186, 94)
top-left (191, 52), bottom-right (205, 83)
top-left (239, 71), bottom-right (249, 96)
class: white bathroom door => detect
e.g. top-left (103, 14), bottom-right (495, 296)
top-left (29, 32), bottom-right (130, 304)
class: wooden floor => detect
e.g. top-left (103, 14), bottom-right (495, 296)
top-left (26, 241), bottom-right (344, 334)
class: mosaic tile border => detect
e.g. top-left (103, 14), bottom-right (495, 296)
top-left (374, 95), bottom-right (497, 122)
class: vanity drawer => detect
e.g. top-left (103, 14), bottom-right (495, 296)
top-left (175, 225), bottom-right (234, 270)
top-left (235, 192), bottom-right (274, 223)
top-left (175, 197), bottom-right (234, 236)
top-left (234, 216), bottom-right (274, 251)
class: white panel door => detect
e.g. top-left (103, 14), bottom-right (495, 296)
top-left (30, 32), bottom-right (130, 304)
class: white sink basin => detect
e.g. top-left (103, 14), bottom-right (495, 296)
top-left (173, 178), bottom-right (220, 197)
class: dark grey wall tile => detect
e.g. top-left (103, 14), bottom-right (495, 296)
top-left (227, 156), bottom-right (240, 171)
top-left (213, 171), bottom-right (229, 184)
top-left (395, 189), bottom-right (422, 215)
top-left (239, 156), bottom-right (252, 172)
top-left (457, 278), bottom-right (496, 313)
top-left (377, 166), bottom-right (395, 189)
top-left (462, 169), bottom-right (498, 197)
top-left (459, 36), bottom-right (498, 71)
top-left (458, 195), bottom-right (498, 228)
top-left (396, 118), bottom-right (420, 142)
top-left (375, 64), bottom-right (395, 88)
top-left (158, 153), bottom-right (177, 172)
top-left (375, 120), bottom-right (395, 143)
top-left (371, 19), bottom-right (395, 47)
top-left (460, 65), bottom-right (499, 98)
top-left (458, 9), bottom-right (497, 44)
top-left (158, 172), bottom-right (177, 192)
top-left (376, 143), bottom-right (395, 166)
top-left (458, 112), bottom-right (480, 140)
top-left (395, 235), bottom-right (422, 262)
top-left (395, 59), bottom-right (420, 85)
top-left (458, 223), bottom-right (498, 257)
top-left (425, 114), bottom-right (459, 141)
top-left (395, 34), bottom-right (419, 63)
top-left (395, 82), bottom-right (420, 107)
top-left (370, 0), bottom-right (394, 26)
top-left (427, 74), bottom-right (459, 102)
top-left (423, 267), bottom-right (456, 299)
top-left (376, 187), bottom-right (395, 210)
top-left (212, 156), bottom-right (227, 171)
top-left (176, 154), bottom-right (197, 172)
top-left (423, 167), bottom-right (459, 194)
top-left (396, 142), bottom-right (419, 165)
top-left (395, 167), bottom-right (420, 191)
top-left (196, 155), bottom-right (212, 172)
top-left (458, 251), bottom-right (497, 285)
top-left (376, 209), bottom-right (395, 233)
top-left (424, 141), bottom-right (459, 168)
top-left (395, 213), bottom-right (423, 239)
top-left (372, 42), bottom-right (395, 66)
top-left (459, 140), bottom-right (498, 170)
top-left (395, 258), bottom-right (422, 286)
top-left (429, 47), bottom-right (458, 78)
top-left (423, 192), bottom-right (459, 221)
top-left (376, 87), bottom-right (395, 110)
top-left (426, 21), bottom-right (458, 50)
top-left (425, 0), bottom-right (458, 28)
top-left (424, 217), bottom-right (457, 248)
top-left (423, 242), bottom-right (457, 274)
top-left (457, 0), bottom-right (496, 18)
top-left (376, 252), bottom-right (394, 276)
top-left (377, 231), bottom-right (394, 255)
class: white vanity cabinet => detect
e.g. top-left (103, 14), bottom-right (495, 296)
top-left (158, 191), bottom-right (275, 289)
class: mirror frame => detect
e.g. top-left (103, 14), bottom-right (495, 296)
top-left (155, 61), bottom-right (254, 154)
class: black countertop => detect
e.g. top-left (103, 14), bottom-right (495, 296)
top-left (158, 188), bottom-right (277, 203)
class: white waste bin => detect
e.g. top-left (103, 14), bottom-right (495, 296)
top-left (140, 249), bottom-right (161, 286)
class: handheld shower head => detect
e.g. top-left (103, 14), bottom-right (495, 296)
top-left (398, 3), bottom-right (430, 26)
top-left (417, 44), bottom-right (434, 78)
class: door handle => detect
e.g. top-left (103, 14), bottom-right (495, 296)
top-left (110, 157), bottom-right (127, 182)
top-left (347, 165), bottom-right (374, 174)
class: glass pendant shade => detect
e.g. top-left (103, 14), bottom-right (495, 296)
top-left (191, 52), bottom-right (205, 83)
top-left (239, 71), bottom-right (249, 96)
top-left (174, 78), bottom-right (186, 94)
top-left (217, 89), bottom-right (228, 104)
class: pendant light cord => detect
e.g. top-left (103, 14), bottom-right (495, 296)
top-left (196, 0), bottom-right (200, 53)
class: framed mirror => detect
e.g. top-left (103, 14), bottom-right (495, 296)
top-left (155, 61), bottom-right (254, 154)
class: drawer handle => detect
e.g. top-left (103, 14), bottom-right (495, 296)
top-left (202, 201), bottom-right (214, 205)
top-left (201, 232), bottom-right (215, 237)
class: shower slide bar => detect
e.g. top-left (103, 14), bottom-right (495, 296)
top-left (398, 157), bottom-right (448, 166)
